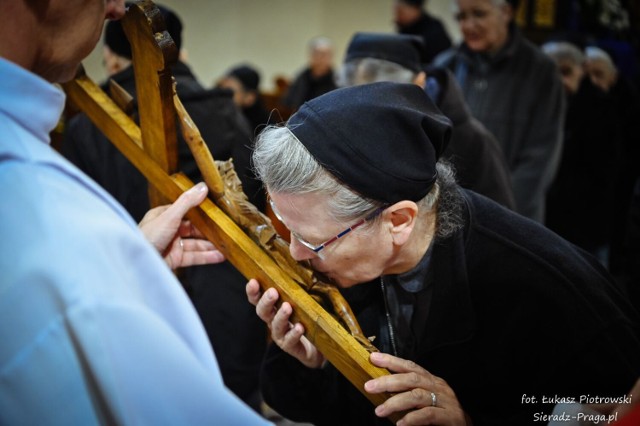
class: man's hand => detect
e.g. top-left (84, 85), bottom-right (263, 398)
top-left (139, 182), bottom-right (225, 269)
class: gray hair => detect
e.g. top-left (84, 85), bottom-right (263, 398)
top-left (253, 125), bottom-right (464, 239)
top-left (541, 41), bottom-right (585, 66)
top-left (336, 58), bottom-right (417, 87)
top-left (308, 36), bottom-right (333, 52)
top-left (585, 46), bottom-right (616, 71)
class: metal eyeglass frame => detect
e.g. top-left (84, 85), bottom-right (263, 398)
top-left (269, 198), bottom-right (386, 254)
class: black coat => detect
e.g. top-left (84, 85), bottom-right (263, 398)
top-left (282, 68), bottom-right (337, 111)
top-left (242, 96), bottom-right (272, 137)
top-left (397, 12), bottom-right (452, 64)
top-left (546, 77), bottom-right (621, 251)
top-left (608, 76), bottom-right (640, 276)
top-left (260, 190), bottom-right (640, 425)
top-left (434, 25), bottom-right (565, 223)
top-left (428, 66), bottom-right (516, 210)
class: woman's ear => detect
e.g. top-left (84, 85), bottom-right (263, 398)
top-left (385, 201), bottom-right (419, 245)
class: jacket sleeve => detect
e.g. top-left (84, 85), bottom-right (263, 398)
top-left (510, 58), bottom-right (565, 221)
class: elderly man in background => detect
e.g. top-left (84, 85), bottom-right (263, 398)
top-left (282, 36), bottom-right (338, 111)
top-left (217, 64), bottom-right (272, 138)
top-left (393, 0), bottom-right (452, 64)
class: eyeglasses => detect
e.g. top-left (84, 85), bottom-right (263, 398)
top-left (269, 198), bottom-right (385, 254)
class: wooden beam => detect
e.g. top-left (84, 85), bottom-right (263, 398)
top-left (121, 0), bottom-right (179, 206)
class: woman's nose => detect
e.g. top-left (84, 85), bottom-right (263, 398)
top-left (289, 237), bottom-right (319, 261)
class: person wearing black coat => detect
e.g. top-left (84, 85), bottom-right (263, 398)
top-left (217, 64), bottom-right (273, 138)
top-left (282, 36), bottom-right (338, 111)
top-left (585, 46), bottom-right (640, 282)
top-left (434, 1), bottom-right (565, 224)
top-left (62, 10), bottom-right (267, 413)
top-left (543, 41), bottom-right (622, 266)
top-left (245, 82), bottom-right (640, 425)
top-left (393, 0), bottom-right (452, 64)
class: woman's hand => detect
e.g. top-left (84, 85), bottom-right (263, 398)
top-left (365, 352), bottom-right (469, 425)
top-left (246, 278), bottom-right (325, 369)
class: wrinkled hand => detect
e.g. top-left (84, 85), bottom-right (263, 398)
top-left (365, 352), bottom-right (469, 426)
top-left (246, 279), bottom-right (325, 369)
top-left (139, 182), bottom-right (225, 269)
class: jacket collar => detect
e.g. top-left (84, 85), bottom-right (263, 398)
top-left (0, 57), bottom-right (65, 144)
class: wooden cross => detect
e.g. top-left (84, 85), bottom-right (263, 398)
top-left (62, 1), bottom-right (406, 422)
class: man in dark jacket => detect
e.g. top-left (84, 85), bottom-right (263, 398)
top-left (394, 0), bottom-right (452, 64)
top-left (282, 36), bottom-right (337, 111)
top-left (217, 64), bottom-right (272, 139)
top-left (338, 32), bottom-right (515, 209)
top-left (245, 82), bottom-right (640, 425)
top-left (62, 6), bottom-right (266, 412)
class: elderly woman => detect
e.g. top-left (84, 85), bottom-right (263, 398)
top-left (434, 0), bottom-right (565, 224)
top-left (246, 82), bottom-right (640, 425)
top-left (584, 46), bottom-right (619, 93)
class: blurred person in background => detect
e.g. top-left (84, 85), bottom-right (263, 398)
top-left (217, 64), bottom-right (272, 138)
top-left (586, 46), bottom-right (640, 284)
top-left (434, 0), bottom-right (565, 223)
top-left (393, 0), bottom-right (452, 64)
top-left (542, 41), bottom-right (622, 268)
top-left (282, 36), bottom-right (337, 111)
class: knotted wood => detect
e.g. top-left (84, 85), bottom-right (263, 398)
top-left (62, 1), bottom-right (406, 422)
